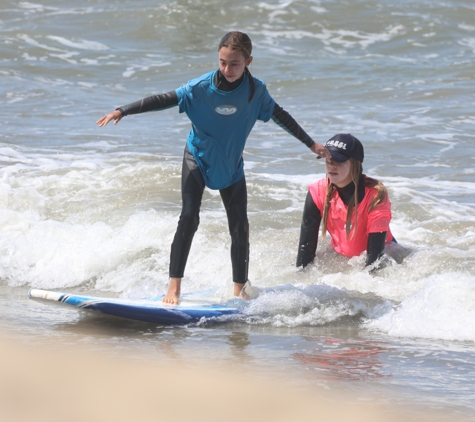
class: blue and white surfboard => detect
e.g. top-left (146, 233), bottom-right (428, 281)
top-left (28, 289), bottom-right (240, 325)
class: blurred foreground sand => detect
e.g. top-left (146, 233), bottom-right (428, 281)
top-left (0, 335), bottom-right (448, 422)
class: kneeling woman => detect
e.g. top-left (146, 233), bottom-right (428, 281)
top-left (297, 133), bottom-right (403, 269)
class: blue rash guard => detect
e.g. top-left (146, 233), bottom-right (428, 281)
top-left (175, 70), bottom-right (275, 190)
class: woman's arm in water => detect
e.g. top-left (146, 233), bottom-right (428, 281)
top-left (96, 91), bottom-right (179, 127)
top-left (296, 191), bottom-right (322, 268)
top-left (366, 232), bottom-right (387, 268)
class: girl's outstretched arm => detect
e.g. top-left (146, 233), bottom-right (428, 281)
top-left (96, 91), bottom-right (178, 127)
top-left (96, 110), bottom-right (123, 127)
top-left (272, 103), bottom-right (329, 158)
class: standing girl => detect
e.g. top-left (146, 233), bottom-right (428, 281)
top-left (97, 31), bottom-right (327, 304)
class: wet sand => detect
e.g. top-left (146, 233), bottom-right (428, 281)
top-left (0, 334), bottom-right (453, 422)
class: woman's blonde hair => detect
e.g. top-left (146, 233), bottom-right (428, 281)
top-left (321, 158), bottom-right (387, 240)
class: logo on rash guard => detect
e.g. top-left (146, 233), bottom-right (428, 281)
top-left (215, 105), bottom-right (237, 115)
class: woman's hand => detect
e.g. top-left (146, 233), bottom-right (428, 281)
top-left (310, 142), bottom-right (329, 159)
top-left (96, 110), bottom-right (123, 127)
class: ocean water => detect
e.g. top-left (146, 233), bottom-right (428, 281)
top-left (1, 0), bottom-right (475, 418)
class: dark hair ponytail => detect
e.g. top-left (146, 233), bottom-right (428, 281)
top-left (244, 67), bottom-right (255, 102)
top-left (219, 31), bottom-right (255, 102)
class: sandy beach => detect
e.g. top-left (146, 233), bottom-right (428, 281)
top-left (0, 333), bottom-right (457, 422)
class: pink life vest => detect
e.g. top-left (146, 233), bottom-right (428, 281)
top-left (308, 178), bottom-right (393, 258)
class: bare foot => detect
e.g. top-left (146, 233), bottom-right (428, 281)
top-left (234, 282), bottom-right (245, 298)
top-left (234, 281), bottom-right (260, 300)
top-left (162, 278), bottom-right (181, 305)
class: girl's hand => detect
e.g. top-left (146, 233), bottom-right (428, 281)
top-left (311, 142), bottom-right (329, 159)
top-left (96, 110), bottom-right (123, 127)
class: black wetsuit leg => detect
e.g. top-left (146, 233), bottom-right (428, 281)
top-left (219, 177), bottom-right (249, 284)
top-left (169, 147), bottom-right (205, 278)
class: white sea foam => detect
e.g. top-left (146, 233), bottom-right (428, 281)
top-left (320, 25), bottom-right (406, 49)
top-left (310, 6), bottom-right (327, 14)
top-left (0, 208), bottom-right (173, 290)
top-left (459, 37), bottom-right (475, 52)
top-left (459, 24), bottom-right (475, 32)
top-left (364, 273), bottom-right (475, 342)
top-left (18, 34), bottom-right (63, 52)
top-left (47, 35), bottom-right (108, 51)
top-left (48, 51), bottom-right (79, 64)
top-left (18, 1), bottom-right (94, 16)
top-left (18, 1), bottom-right (58, 12)
top-left (258, 25), bottom-right (405, 49)
top-left (241, 284), bottom-right (393, 327)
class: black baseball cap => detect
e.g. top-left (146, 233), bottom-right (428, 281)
top-left (317, 133), bottom-right (364, 163)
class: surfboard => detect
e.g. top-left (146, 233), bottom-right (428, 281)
top-left (28, 289), bottom-right (240, 325)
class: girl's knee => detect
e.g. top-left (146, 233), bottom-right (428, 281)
top-left (178, 211), bottom-right (200, 235)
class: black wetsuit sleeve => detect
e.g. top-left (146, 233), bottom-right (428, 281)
top-left (117, 91), bottom-right (179, 116)
top-left (271, 103), bottom-right (315, 148)
top-left (366, 232), bottom-right (387, 267)
top-left (296, 192), bottom-right (322, 267)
